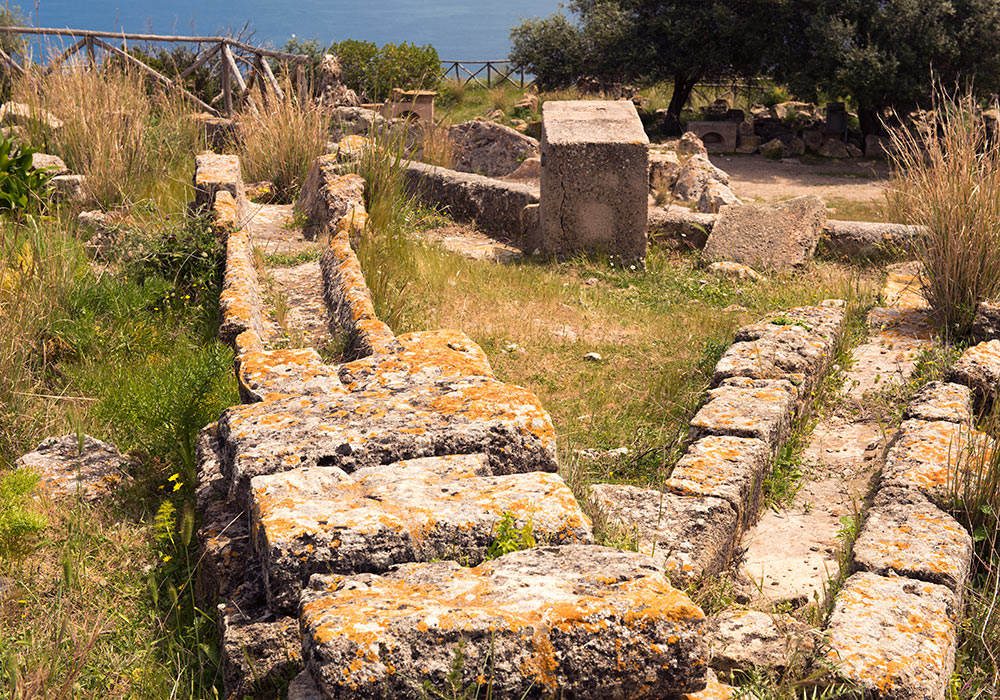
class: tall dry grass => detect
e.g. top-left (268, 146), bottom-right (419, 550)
top-left (235, 89), bottom-right (329, 202)
top-left (886, 90), bottom-right (1000, 340)
top-left (11, 65), bottom-right (203, 208)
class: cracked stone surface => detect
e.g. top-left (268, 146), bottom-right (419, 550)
top-left (826, 572), bottom-right (959, 700)
top-left (689, 376), bottom-right (799, 444)
top-left (237, 347), bottom-right (345, 403)
top-left (17, 434), bottom-right (133, 502)
top-left (250, 454), bottom-right (593, 613)
top-left (949, 339), bottom-right (1000, 408)
top-left (852, 487), bottom-right (973, 594)
top-left (904, 381), bottom-right (973, 424)
top-left (300, 546), bottom-right (709, 700)
top-left (589, 483), bottom-right (738, 584)
top-left (706, 609), bottom-right (817, 677)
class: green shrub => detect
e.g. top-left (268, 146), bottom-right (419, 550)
top-left (330, 39), bottom-right (440, 102)
top-left (487, 511), bottom-right (536, 559)
top-left (0, 468), bottom-right (45, 560)
top-left (509, 12), bottom-right (586, 91)
top-left (0, 135), bottom-right (52, 214)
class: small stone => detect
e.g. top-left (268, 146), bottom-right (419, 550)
top-left (826, 572), bottom-right (959, 699)
top-left (759, 138), bottom-right (786, 159)
top-left (583, 351), bottom-right (602, 362)
top-left (583, 276), bottom-right (599, 286)
top-left (846, 143), bottom-right (864, 158)
top-left (706, 609), bottom-right (817, 676)
top-left (723, 304), bottom-right (749, 313)
top-left (706, 261), bottom-right (762, 281)
top-left (50, 174), bottom-right (86, 201)
top-left (30, 152), bottom-right (67, 175)
top-left (502, 342), bottom-right (524, 354)
top-left (16, 434), bottom-right (133, 502)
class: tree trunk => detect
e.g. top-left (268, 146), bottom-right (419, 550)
top-left (858, 106), bottom-right (881, 137)
top-left (663, 73), bottom-right (698, 135)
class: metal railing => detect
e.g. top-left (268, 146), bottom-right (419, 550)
top-left (440, 60), bottom-right (530, 89)
top-left (0, 26), bottom-right (312, 117)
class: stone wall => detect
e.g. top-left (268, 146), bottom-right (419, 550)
top-left (194, 153), bottom-right (713, 699)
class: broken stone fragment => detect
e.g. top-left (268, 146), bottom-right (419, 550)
top-left (589, 483), bottom-right (738, 584)
top-left (826, 572), bottom-right (958, 700)
top-left (30, 152), bottom-right (67, 175)
top-left (948, 339), bottom-right (1000, 409)
top-left (0, 101), bottom-right (63, 130)
top-left (249, 454), bottom-right (593, 613)
top-left (703, 195), bottom-right (826, 271)
top-left (17, 434), bottom-right (133, 502)
top-left (697, 181), bottom-right (740, 214)
top-left (706, 261), bottom-right (761, 281)
top-left (193, 152), bottom-right (246, 213)
top-left (297, 157), bottom-right (365, 240)
top-left (688, 377), bottom-right (799, 446)
top-left (666, 435), bottom-right (771, 530)
top-left (299, 545), bottom-right (709, 700)
top-left (50, 174), bottom-right (86, 202)
top-left (852, 487), bottom-right (973, 595)
top-left (706, 609), bottom-right (817, 677)
top-left (903, 381), bottom-right (972, 425)
top-left (448, 119), bottom-right (539, 178)
top-left (219, 603), bottom-right (301, 700)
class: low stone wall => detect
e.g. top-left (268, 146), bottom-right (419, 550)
top-left (590, 302), bottom-right (847, 584)
top-left (403, 160), bottom-right (539, 245)
top-left (649, 205), bottom-right (925, 259)
top-left (195, 153), bottom-right (713, 699)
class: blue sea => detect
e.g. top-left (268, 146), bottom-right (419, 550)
top-left (24, 1), bottom-right (562, 60)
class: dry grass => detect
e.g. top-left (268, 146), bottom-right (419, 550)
top-left (12, 65), bottom-right (202, 208)
top-left (886, 89), bottom-right (1000, 339)
top-left (419, 124), bottom-right (455, 169)
top-left (235, 89), bottom-right (329, 202)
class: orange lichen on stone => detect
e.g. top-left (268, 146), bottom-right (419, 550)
top-left (211, 190), bottom-right (239, 232)
top-left (219, 227), bottom-right (266, 347)
top-left (684, 677), bottom-right (737, 700)
top-left (237, 347), bottom-right (345, 403)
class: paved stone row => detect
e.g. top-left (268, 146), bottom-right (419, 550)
top-left (590, 301), bottom-right (846, 585)
top-left (193, 153), bottom-right (712, 699)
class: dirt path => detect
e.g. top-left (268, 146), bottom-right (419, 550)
top-left (711, 154), bottom-right (891, 205)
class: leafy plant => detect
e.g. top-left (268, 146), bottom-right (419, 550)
top-left (487, 512), bottom-right (536, 559)
top-left (330, 39), bottom-right (440, 102)
top-left (0, 468), bottom-right (45, 560)
top-left (0, 135), bottom-right (51, 213)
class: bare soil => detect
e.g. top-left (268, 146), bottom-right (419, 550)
top-left (709, 154), bottom-right (891, 204)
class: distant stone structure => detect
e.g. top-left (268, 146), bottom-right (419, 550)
top-left (539, 100), bottom-right (649, 264)
top-left (381, 88), bottom-right (436, 123)
top-left (686, 120), bottom-right (738, 153)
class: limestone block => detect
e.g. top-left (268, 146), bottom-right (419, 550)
top-left (448, 120), bottom-right (539, 177)
top-left (0, 101), bottom-right (62, 130)
top-left (337, 329), bottom-right (494, 392)
top-left (17, 434), bottom-right (133, 502)
top-left (826, 572), bottom-right (959, 700)
top-left (589, 483), bottom-right (738, 583)
top-left (903, 382), bottom-right (972, 425)
top-left (297, 158), bottom-right (365, 240)
top-left (30, 152), bottom-right (67, 175)
top-left (666, 435), bottom-right (771, 529)
top-left (217, 374), bottom-right (558, 502)
top-left (736, 304), bottom-right (846, 344)
top-left (219, 605), bottom-right (301, 700)
top-left (674, 154), bottom-right (731, 202)
top-left (677, 131), bottom-right (708, 156)
top-left (852, 488), bottom-right (973, 594)
top-left (881, 419), bottom-right (990, 508)
top-left (735, 134), bottom-right (760, 154)
top-left (649, 150), bottom-right (682, 192)
top-left (193, 153), bottom-right (245, 212)
top-left (689, 377), bottom-right (799, 445)
top-left (703, 195), bottom-right (826, 270)
top-left (706, 609), bottom-right (817, 676)
top-left (50, 174), bottom-right (86, 201)
top-left (686, 121), bottom-right (738, 153)
top-left (819, 138), bottom-right (849, 158)
top-left (540, 100), bottom-right (649, 264)
top-left (948, 339), bottom-right (1000, 408)
top-left (697, 181), bottom-right (740, 213)
top-left (237, 347), bottom-right (345, 403)
top-left (759, 138), bottom-right (786, 159)
top-left (822, 219), bottom-right (923, 258)
top-left (299, 546), bottom-right (709, 699)
top-left (218, 228), bottom-right (266, 348)
top-left (972, 300), bottom-right (1000, 342)
top-left (250, 455), bottom-right (593, 612)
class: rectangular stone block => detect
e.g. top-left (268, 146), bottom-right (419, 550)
top-left (589, 483), bottom-right (738, 584)
top-left (826, 572), bottom-right (958, 700)
top-left (688, 377), bottom-right (799, 446)
top-left (948, 339), bottom-right (1000, 409)
top-left (249, 454), bottom-right (593, 613)
top-left (540, 100), bottom-right (649, 264)
top-left (852, 487), bottom-right (973, 594)
top-left (193, 152), bottom-right (246, 214)
top-left (903, 381), bottom-right (972, 425)
top-left (299, 546), bottom-right (709, 699)
top-left (666, 435), bottom-right (771, 530)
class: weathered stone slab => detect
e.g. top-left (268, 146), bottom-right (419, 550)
top-left (0, 101), bottom-right (62, 130)
top-left (17, 434), bottom-right (133, 502)
top-left (219, 604), bottom-right (301, 700)
top-left (217, 374), bottom-right (558, 502)
top-left (238, 347), bottom-right (345, 403)
top-left (250, 454), bottom-right (593, 612)
top-left (448, 120), bottom-right (539, 177)
top-left (903, 381), bottom-right (972, 425)
top-left (540, 100), bottom-right (649, 264)
top-left (948, 339), bottom-right (1000, 408)
top-left (881, 419), bottom-right (989, 507)
top-left (300, 546), bottom-right (709, 699)
top-left (703, 195), bottom-right (826, 270)
top-left (852, 488), bottom-right (973, 594)
top-left (51, 174), bottom-right (86, 201)
top-left (666, 435), bottom-right (771, 529)
top-left (826, 572), bottom-right (959, 700)
top-left (218, 228), bottom-right (266, 348)
top-left (735, 304), bottom-right (845, 344)
top-left (706, 609), bottom-right (816, 676)
top-left (823, 219), bottom-right (922, 259)
top-left (193, 152), bottom-right (246, 213)
top-left (689, 377), bottom-right (799, 445)
top-left (712, 324), bottom-right (838, 394)
top-left (589, 484), bottom-right (738, 583)
top-left (337, 329), bottom-right (494, 392)
top-left (31, 152), bottom-right (67, 175)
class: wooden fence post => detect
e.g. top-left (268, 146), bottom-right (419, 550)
top-left (220, 42), bottom-right (232, 116)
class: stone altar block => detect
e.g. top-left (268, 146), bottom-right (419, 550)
top-left (540, 100), bottom-right (649, 264)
